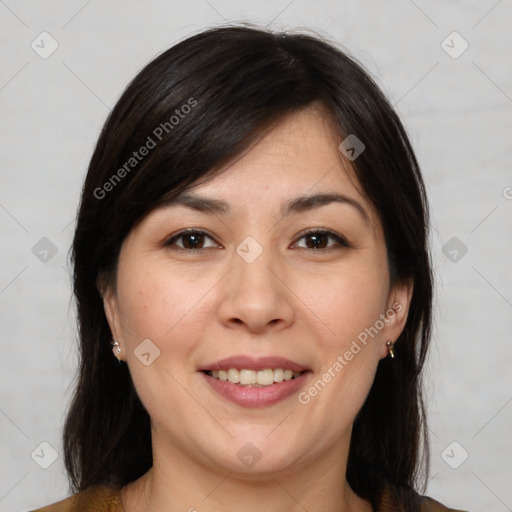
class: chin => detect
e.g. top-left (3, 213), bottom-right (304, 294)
top-left (225, 456), bottom-right (301, 480)
top-left (204, 435), bottom-right (308, 478)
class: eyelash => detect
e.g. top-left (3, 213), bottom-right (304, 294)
top-left (164, 228), bottom-right (350, 252)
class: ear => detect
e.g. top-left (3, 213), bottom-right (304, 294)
top-left (97, 275), bottom-right (126, 361)
top-left (379, 278), bottom-right (414, 359)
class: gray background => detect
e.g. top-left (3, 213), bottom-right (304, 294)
top-left (1, 1), bottom-right (511, 511)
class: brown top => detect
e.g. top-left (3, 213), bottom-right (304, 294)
top-left (30, 483), bottom-right (468, 512)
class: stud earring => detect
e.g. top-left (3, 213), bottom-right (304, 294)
top-left (386, 340), bottom-right (395, 359)
top-left (111, 340), bottom-right (122, 362)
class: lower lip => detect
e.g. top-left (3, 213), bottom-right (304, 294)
top-left (201, 371), bottom-right (310, 408)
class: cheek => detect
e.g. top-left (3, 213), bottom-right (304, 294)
top-left (293, 254), bottom-right (389, 413)
top-left (115, 270), bottom-right (163, 339)
top-left (117, 262), bottom-right (183, 335)
top-left (298, 270), bottom-right (385, 435)
top-left (113, 263), bottom-right (210, 422)
top-left (115, 260), bottom-right (216, 366)
top-left (295, 258), bottom-right (389, 345)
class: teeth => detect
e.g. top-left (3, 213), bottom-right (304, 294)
top-left (227, 368), bottom-right (240, 383)
top-left (240, 369), bottom-right (256, 385)
top-left (256, 369), bottom-right (274, 386)
top-left (207, 368), bottom-right (302, 386)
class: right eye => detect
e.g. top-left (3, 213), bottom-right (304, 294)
top-left (164, 229), bottom-right (221, 251)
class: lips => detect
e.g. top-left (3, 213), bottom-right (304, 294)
top-left (198, 355), bottom-right (307, 373)
top-left (198, 355), bottom-right (311, 407)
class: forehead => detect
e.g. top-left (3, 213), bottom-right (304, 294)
top-left (180, 107), bottom-right (376, 221)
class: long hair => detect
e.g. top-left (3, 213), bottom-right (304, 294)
top-left (65, 24), bottom-right (432, 507)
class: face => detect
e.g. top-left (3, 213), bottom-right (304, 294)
top-left (103, 107), bottom-right (411, 478)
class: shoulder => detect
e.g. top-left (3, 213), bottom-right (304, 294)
top-left (29, 484), bottom-right (122, 512)
top-left (378, 484), bottom-right (469, 512)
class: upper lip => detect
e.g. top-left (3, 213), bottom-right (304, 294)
top-left (198, 355), bottom-right (308, 373)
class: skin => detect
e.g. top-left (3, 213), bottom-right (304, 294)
top-left (102, 106), bottom-right (413, 512)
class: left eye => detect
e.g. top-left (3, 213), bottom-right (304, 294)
top-left (293, 230), bottom-right (349, 250)
top-left (165, 229), bottom-right (219, 250)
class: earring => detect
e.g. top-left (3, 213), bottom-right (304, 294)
top-left (386, 340), bottom-right (395, 359)
top-left (111, 340), bottom-right (122, 362)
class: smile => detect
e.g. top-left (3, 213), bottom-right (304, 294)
top-left (204, 368), bottom-right (302, 386)
top-left (198, 355), bottom-right (311, 407)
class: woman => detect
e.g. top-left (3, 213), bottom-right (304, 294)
top-left (32, 25), bottom-right (467, 512)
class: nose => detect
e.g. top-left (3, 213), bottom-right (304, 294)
top-left (217, 244), bottom-right (295, 335)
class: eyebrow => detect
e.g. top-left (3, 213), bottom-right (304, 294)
top-left (282, 192), bottom-right (369, 222)
top-left (163, 191), bottom-right (369, 222)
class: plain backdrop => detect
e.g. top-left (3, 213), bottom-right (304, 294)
top-left (1, 1), bottom-right (511, 511)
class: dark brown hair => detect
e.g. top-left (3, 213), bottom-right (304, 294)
top-left (65, 24), bottom-right (432, 508)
